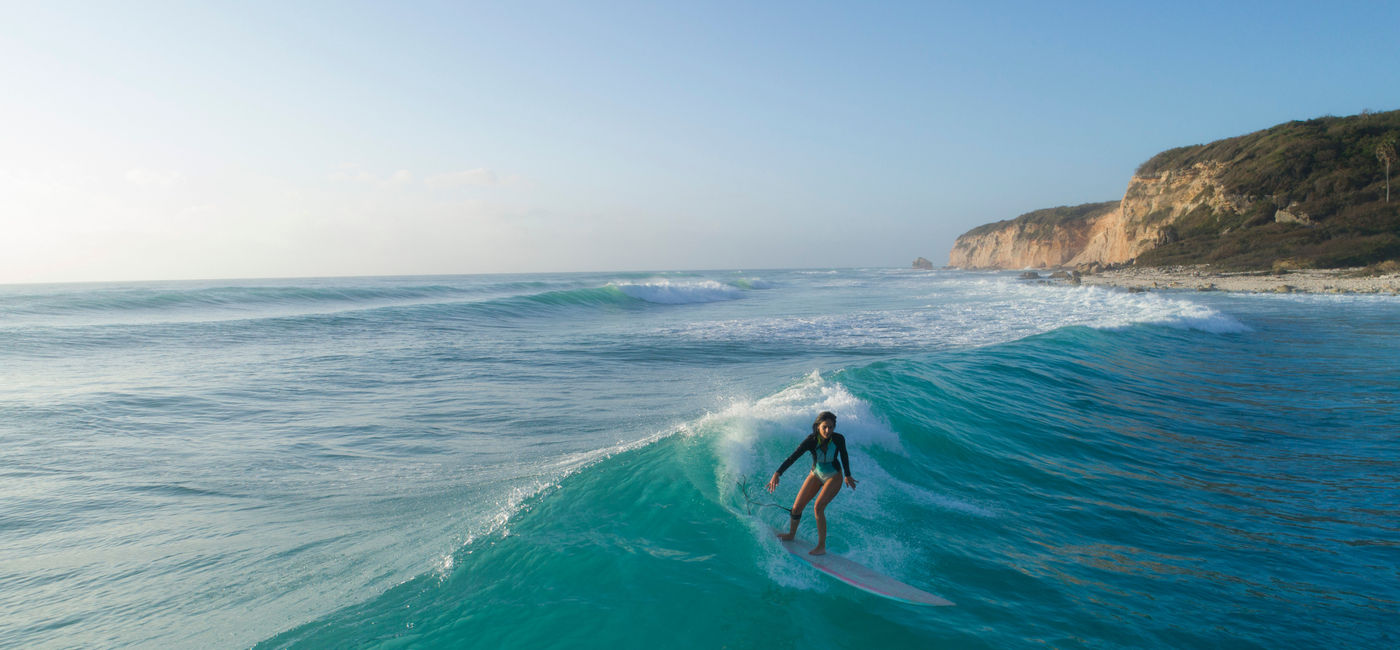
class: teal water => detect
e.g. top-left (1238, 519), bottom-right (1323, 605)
top-left (2, 269), bottom-right (1396, 648)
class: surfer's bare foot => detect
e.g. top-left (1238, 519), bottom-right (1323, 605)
top-left (776, 532), bottom-right (795, 541)
top-left (808, 547), bottom-right (826, 556)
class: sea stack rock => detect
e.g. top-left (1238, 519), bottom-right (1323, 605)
top-left (912, 257), bottom-right (934, 270)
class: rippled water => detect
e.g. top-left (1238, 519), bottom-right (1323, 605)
top-left (2, 270), bottom-right (1396, 648)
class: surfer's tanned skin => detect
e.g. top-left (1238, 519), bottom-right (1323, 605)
top-left (767, 411), bottom-right (858, 555)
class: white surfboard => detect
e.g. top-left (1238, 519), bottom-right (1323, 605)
top-left (773, 527), bottom-right (955, 606)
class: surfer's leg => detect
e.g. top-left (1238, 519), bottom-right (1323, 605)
top-left (808, 476), bottom-right (844, 555)
top-left (779, 473), bottom-right (823, 541)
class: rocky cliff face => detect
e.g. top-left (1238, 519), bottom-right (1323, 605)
top-left (951, 111), bottom-right (1400, 271)
top-left (947, 211), bottom-right (1102, 269)
top-left (949, 162), bottom-right (1255, 270)
top-left (947, 203), bottom-right (1115, 269)
top-left (1070, 162), bottom-right (1255, 267)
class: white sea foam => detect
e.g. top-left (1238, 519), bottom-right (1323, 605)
top-left (1046, 284), bottom-right (1249, 333)
top-left (694, 371), bottom-right (903, 531)
top-left (688, 371), bottom-right (986, 591)
top-left (452, 376), bottom-right (919, 593)
top-left (454, 372), bottom-right (897, 564)
top-left (1252, 290), bottom-right (1400, 305)
top-left (610, 279), bottom-right (743, 304)
top-left (926, 281), bottom-right (1252, 334)
top-left (700, 371), bottom-right (904, 464)
top-left (659, 276), bottom-right (1248, 350)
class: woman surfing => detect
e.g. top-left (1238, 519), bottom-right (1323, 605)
top-left (766, 411), bottom-right (858, 555)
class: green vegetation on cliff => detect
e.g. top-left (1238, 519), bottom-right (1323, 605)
top-left (963, 201), bottom-right (1118, 241)
top-left (1135, 110), bottom-right (1400, 269)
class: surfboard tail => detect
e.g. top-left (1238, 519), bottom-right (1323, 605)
top-left (768, 526), bottom-right (955, 607)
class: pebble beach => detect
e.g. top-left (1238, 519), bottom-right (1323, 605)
top-left (1076, 266), bottom-right (1400, 294)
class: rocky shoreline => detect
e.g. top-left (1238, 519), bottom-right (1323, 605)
top-left (1070, 265), bottom-right (1400, 295)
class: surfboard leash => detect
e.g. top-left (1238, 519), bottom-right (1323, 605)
top-left (736, 474), bottom-right (792, 516)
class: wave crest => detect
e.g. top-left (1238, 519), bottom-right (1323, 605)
top-left (659, 279), bottom-right (1249, 351)
top-left (610, 279), bottom-right (743, 305)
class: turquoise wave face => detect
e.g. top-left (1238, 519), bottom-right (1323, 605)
top-left (261, 318), bottom-right (1398, 649)
top-left (260, 405), bottom-right (965, 649)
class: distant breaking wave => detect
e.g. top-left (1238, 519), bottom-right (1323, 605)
top-left (657, 281), bottom-right (1247, 353)
top-left (727, 277), bottom-right (774, 290)
top-left (610, 280), bottom-right (744, 305)
top-left (1, 280), bottom-right (752, 335)
top-left (0, 276), bottom-right (761, 329)
top-left (0, 281), bottom-right (567, 325)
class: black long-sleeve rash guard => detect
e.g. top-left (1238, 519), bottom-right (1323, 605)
top-left (775, 432), bottom-right (852, 478)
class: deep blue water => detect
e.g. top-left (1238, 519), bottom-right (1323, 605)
top-left (2, 269), bottom-right (1396, 648)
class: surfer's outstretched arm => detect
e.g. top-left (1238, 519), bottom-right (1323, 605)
top-left (770, 411), bottom-right (852, 548)
top-left (767, 434), bottom-right (816, 493)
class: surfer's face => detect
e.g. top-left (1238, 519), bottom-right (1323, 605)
top-left (818, 420), bottom-right (833, 438)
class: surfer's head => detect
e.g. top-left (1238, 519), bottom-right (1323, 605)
top-left (812, 411), bottom-right (836, 438)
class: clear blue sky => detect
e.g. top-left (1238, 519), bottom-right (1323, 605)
top-left (3, 1), bottom-right (1398, 283)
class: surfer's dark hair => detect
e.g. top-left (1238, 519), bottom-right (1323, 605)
top-left (811, 411), bottom-right (836, 436)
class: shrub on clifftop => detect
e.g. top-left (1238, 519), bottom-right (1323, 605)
top-left (1134, 109), bottom-right (1400, 269)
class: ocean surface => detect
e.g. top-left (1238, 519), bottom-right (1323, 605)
top-left (2, 268), bottom-right (1397, 649)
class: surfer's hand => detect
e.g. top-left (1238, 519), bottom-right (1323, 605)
top-left (845, 476), bottom-right (858, 489)
top-left (766, 474), bottom-right (779, 493)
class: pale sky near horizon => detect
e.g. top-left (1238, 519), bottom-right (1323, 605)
top-left (3, 1), bottom-right (1399, 284)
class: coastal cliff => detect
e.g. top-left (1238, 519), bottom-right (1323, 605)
top-left (1071, 161), bottom-right (1253, 267)
top-left (949, 164), bottom-right (1244, 270)
top-left (948, 202), bottom-right (1117, 269)
top-left (949, 110), bottom-right (1400, 270)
